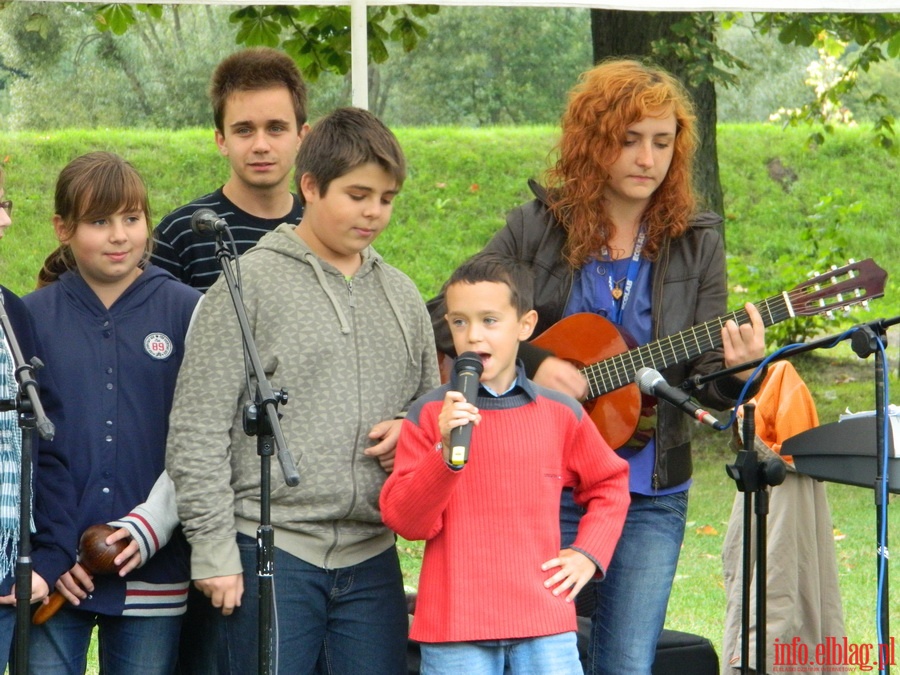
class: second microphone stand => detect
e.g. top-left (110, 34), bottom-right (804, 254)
top-left (725, 403), bottom-right (786, 675)
top-left (0, 298), bottom-right (56, 675)
top-left (213, 233), bottom-right (299, 675)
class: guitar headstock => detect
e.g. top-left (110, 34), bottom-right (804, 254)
top-left (788, 258), bottom-right (887, 317)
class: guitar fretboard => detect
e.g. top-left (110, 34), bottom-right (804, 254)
top-left (583, 293), bottom-right (791, 400)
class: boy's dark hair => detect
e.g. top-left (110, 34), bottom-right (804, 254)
top-left (446, 252), bottom-right (534, 317)
top-left (210, 47), bottom-right (308, 133)
top-left (294, 107), bottom-right (406, 204)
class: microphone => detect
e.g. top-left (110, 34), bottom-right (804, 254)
top-left (635, 367), bottom-right (720, 429)
top-left (190, 208), bottom-right (228, 236)
top-left (449, 352), bottom-right (483, 466)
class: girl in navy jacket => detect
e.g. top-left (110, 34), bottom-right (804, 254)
top-left (24, 153), bottom-right (201, 674)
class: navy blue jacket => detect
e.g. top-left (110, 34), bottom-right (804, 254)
top-left (24, 267), bottom-right (201, 615)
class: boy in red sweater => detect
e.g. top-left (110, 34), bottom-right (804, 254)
top-left (380, 252), bottom-right (630, 674)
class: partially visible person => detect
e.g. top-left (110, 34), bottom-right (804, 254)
top-left (382, 252), bottom-right (630, 674)
top-left (427, 59), bottom-right (766, 674)
top-left (152, 47), bottom-right (308, 292)
top-left (166, 107), bottom-right (439, 674)
top-left (0, 165), bottom-right (73, 669)
top-left (24, 152), bottom-right (201, 674)
top-left (0, 173), bottom-right (12, 239)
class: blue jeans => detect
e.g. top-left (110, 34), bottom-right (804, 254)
top-left (0, 609), bottom-right (12, 671)
top-left (560, 488), bottom-right (688, 675)
top-left (217, 533), bottom-right (408, 675)
top-left (27, 605), bottom-right (182, 675)
top-left (0, 574), bottom-right (14, 669)
top-left (420, 632), bottom-right (581, 675)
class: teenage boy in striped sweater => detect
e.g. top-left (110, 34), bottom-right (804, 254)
top-left (381, 252), bottom-right (630, 674)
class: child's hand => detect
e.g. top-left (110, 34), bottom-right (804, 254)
top-left (55, 563), bottom-right (94, 605)
top-left (437, 390), bottom-right (481, 461)
top-left (365, 418), bottom-right (403, 473)
top-left (107, 526), bottom-right (142, 576)
top-left (540, 549), bottom-right (597, 603)
top-left (0, 572), bottom-right (50, 605)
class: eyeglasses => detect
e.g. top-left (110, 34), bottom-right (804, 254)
top-left (0, 200), bottom-right (11, 214)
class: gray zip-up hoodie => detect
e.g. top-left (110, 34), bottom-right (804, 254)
top-left (166, 224), bottom-right (439, 579)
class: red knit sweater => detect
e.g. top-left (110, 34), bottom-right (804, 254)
top-left (380, 379), bottom-right (630, 643)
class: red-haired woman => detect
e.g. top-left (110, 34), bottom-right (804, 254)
top-left (429, 59), bottom-right (765, 674)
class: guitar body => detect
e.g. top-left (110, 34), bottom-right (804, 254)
top-left (532, 313), bottom-right (642, 450)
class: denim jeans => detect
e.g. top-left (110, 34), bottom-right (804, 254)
top-left (27, 605), bottom-right (182, 675)
top-left (560, 488), bottom-right (689, 675)
top-left (217, 533), bottom-right (408, 675)
top-left (420, 631), bottom-right (581, 675)
top-left (0, 574), bottom-right (14, 669)
top-left (174, 584), bottom-right (219, 675)
top-left (0, 607), bottom-right (13, 671)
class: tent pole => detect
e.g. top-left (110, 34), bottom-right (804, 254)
top-left (351, 0), bottom-right (368, 109)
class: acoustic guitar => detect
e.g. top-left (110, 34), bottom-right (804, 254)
top-left (527, 258), bottom-right (886, 449)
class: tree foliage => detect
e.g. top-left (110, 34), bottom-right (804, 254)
top-left (0, 2), bottom-right (237, 129)
top-left (93, 3), bottom-right (439, 82)
top-left (755, 12), bottom-right (900, 149)
top-left (371, 7), bottom-right (592, 126)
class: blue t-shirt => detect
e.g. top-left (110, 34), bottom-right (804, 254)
top-left (565, 257), bottom-right (690, 495)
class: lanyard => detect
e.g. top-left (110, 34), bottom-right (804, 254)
top-left (600, 226), bottom-right (646, 325)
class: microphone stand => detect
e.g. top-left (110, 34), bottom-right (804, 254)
top-left (848, 323), bottom-right (891, 674)
top-left (0, 301), bottom-right (55, 675)
top-left (212, 232), bottom-right (299, 675)
top-left (724, 404), bottom-right (785, 675)
top-left (690, 314), bottom-right (900, 675)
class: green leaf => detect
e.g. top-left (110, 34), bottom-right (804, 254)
top-left (234, 14), bottom-right (282, 47)
top-left (135, 4), bottom-right (163, 20)
top-left (23, 12), bottom-right (52, 40)
top-left (94, 4), bottom-right (138, 35)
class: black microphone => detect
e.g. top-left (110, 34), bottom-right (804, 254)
top-left (449, 352), bottom-right (483, 466)
top-left (190, 208), bottom-right (229, 236)
top-left (635, 367), bottom-right (720, 429)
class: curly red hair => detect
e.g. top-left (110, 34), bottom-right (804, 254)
top-left (546, 59), bottom-right (697, 267)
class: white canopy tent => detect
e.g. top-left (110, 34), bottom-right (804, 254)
top-left (35, 0), bottom-right (900, 107)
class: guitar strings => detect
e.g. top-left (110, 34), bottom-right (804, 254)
top-left (582, 271), bottom-right (873, 398)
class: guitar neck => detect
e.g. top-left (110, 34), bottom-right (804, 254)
top-left (583, 293), bottom-right (789, 400)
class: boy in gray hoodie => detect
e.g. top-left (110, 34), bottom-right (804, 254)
top-left (166, 107), bottom-right (439, 674)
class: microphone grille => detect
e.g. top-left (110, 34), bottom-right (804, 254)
top-left (635, 367), bottom-right (662, 394)
top-left (454, 351), bottom-right (484, 376)
top-left (190, 208), bottom-right (218, 235)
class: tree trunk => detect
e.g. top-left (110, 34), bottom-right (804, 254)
top-left (590, 10), bottom-right (724, 224)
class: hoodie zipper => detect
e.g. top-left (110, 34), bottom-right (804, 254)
top-left (346, 276), bottom-right (356, 309)
top-left (323, 275), bottom-right (361, 568)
